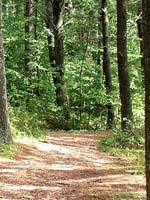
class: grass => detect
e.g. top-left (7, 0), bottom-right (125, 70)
top-left (115, 192), bottom-right (144, 200)
top-left (99, 132), bottom-right (145, 176)
top-left (10, 106), bottom-right (46, 139)
top-left (0, 143), bottom-right (20, 159)
top-left (99, 128), bottom-right (144, 156)
top-left (81, 192), bottom-right (144, 200)
top-left (0, 106), bottom-right (48, 159)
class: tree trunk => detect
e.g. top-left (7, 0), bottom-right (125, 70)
top-left (45, 0), bottom-right (70, 122)
top-left (24, 0), bottom-right (34, 73)
top-left (102, 0), bottom-right (114, 129)
top-left (117, 0), bottom-right (133, 131)
top-left (0, 0), bottom-right (12, 144)
top-left (24, 0), bottom-right (34, 104)
top-left (14, 0), bottom-right (20, 14)
top-left (34, 0), bottom-right (40, 96)
top-left (136, 5), bottom-right (144, 86)
top-left (97, 2), bottom-right (101, 65)
top-left (53, 1), bottom-right (68, 106)
top-left (45, 0), bottom-right (55, 66)
top-left (142, 0), bottom-right (150, 199)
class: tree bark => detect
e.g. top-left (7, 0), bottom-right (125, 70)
top-left (53, 0), bottom-right (68, 106)
top-left (117, 0), bottom-right (133, 131)
top-left (34, 0), bottom-right (40, 96)
top-left (24, 0), bottom-right (34, 73)
top-left (0, 0), bottom-right (12, 144)
top-left (142, 0), bottom-right (150, 199)
top-left (14, 0), bottom-right (20, 14)
top-left (24, 0), bottom-right (34, 104)
top-left (25, 0), bottom-right (40, 102)
top-left (97, 2), bottom-right (101, 65)
top-left (45, 0), bottom-right (70, 122)
top-left (102, 0), bottom-right (114, 129)
top-left (136, 5), bottom-right (144, 86)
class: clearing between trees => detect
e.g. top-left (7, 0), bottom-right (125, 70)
top-left (0, 132), bottom-right (145, 200)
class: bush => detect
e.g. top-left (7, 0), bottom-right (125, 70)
top-left (9, 107), bottom-right (45, 138)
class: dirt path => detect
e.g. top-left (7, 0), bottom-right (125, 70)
top-left (0, 132), bottom-right (145, 200)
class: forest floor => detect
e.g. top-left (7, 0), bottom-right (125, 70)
top-left (0, 132), bottom-right (146, 200)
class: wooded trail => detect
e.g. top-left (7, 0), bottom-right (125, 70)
top-left (0, 132), bottom-right (145, 200)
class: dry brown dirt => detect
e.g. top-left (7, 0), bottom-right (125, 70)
top-left (0, 132), bottom-right (146, 200)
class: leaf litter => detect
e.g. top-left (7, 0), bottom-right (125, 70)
top-left (0, 132), bottom-right (145, 200)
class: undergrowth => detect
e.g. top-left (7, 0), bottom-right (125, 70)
top-left (100, 127), bottom-right (144, 150)
top-left (10, 107), bottom-right (46, 139)
top-left (82, 191), bottom-right (143, 200)
top-left (116, 192), bottom-right (144, 200)
top-left (99, 128), bottom-right (145, 174)
top-left (0, 143), bottom-right (19, 158)
top-left (0, 107), bottom-right (47, 158)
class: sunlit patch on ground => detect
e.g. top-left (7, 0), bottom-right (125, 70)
top-left (0, 132), bottom-right (146, 199)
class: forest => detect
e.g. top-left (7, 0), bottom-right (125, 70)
top-left (0, 0), bottom-right (150, 199)
top-left (2, 0), bottom-right (144, 133)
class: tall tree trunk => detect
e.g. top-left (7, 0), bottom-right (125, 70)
top-left (53, 1), bottom-right (68, 107)
top-left (117, 0), bottom-right (133, 131)
top-left (97, 2), bottom-right (101, 65)
top-left (142, 0), bottom-right (150, 199)
top-left (34, 0), bottom-right (38, 41)
top-left (24, 0), bottom-right (34, 73)
top-left (14, 0), bottom-right (19, 14)
top-left (45, 0), bottom-right (55, 67)
top-left (34, 0), bottom-right (40, 96)
top-left (136, 5), bottom-right (144, 85)
top-left (45, 0), bottom-right (70, 122)
top-left (24, 0), bottom-right (34, 104)
top-left (0, 0), bottom-right (12, 144)
top-left (14, 0), bottom-right (20, 15)
top-left (102, 0), bottom-right (114, 129)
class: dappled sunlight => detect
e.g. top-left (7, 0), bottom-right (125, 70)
top-left (37, 142), bottom-right (74, 154)
top-left (3, 184), bottom-right (60, 191)
top-left (0, 132), bottom-right (146, 199)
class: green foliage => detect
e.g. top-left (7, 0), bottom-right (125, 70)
top-left (114, 128), bottom-right (144, 148)
top-left (100, 132), bottom-right (144, 176)
top-left (0, 143), bottom-right (19, 159)
top-left (101, 128), bottom-right (144, 150)
top-left (10, 107), bottom-right (46, 139)
top-left (1, 0), bottom-right (144, 132)
top-left (42, 106), bottom-right (70, 130)
top-left (81, 192), bottom-right (143, 200)
top-left (115, 192), bottom-right (144, 200)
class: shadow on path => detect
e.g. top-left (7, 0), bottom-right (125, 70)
top-left (0, 132), bottom-right (145, 200)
